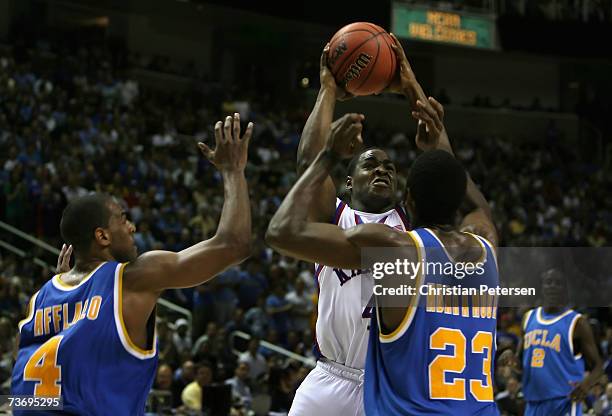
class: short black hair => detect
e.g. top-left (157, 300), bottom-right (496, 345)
top-left (60, 193), bottom-right (114, 254)
top-left (346, 147), bottom-right (381, 177)
top-left (407, 150), bottom-right (467, 226)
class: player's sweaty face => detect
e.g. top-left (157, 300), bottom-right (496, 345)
top-left (350, 149), bottom-right (397, 207)
top-left (107, 203), bottom-right (137, 262)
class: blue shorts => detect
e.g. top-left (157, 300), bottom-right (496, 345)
top-left (526, 398), bottom-right (581, 416)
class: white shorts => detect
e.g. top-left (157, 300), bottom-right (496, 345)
top-left (289, 359), bottom-right (365, 416)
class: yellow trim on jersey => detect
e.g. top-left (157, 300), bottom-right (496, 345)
top-left (424, 228), bottom-right (487, 266)
top-left (52, 262), bottom-right (105, 291)
top-left (379, 230), bottom-right (424, 342)
top-left (18, 291), bottom-right (40, 333)
top-left (522, 309), bottom-right (534, 331)
top-left (115, 262), bottom-right (156, 358)
top-left (568, 313), bottom-right (582, 358)
top-left (535, 307), bottom-right (574, 325)
top-left (464, 231), bottom-right (498, 271)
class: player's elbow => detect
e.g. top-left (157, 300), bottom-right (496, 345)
top-left (296, 158), bottom-right (311, 177)
top-left (265, 222), bottom-right (284, 249)
top-left (216, 235), bottom-right (252, 264)
top-left (265, 219), bottom-right (298, 250)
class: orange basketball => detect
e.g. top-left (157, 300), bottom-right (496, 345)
top-left (327, 22), bottom-right (397, 96)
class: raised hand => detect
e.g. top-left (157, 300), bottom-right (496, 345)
top-left (198, 113), bottom-right (253, 172)
top-left (412, 97), bottom-right (445, 151)
top-left (325, 113), bottom-right (365, 159)
top-left (385, 33), bottom-right (418, 97)
top-left (320, 43), bottom-right (354, 101)
top-left (56, 243), bottom-right (73, 274)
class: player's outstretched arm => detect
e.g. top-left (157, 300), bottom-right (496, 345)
top-left (569, 316), bottom-right (604, 403)
top-left (125, 114), bottom-right (253, 292)
top-left (297, 44), bottom-right (349, 222)
top-left (267, 113), bottom-right (410, 269)
top-left (412, 96), bottom-right (498, 247)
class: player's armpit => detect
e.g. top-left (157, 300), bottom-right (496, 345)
top-left (123, 236), bottom-right (251, 292)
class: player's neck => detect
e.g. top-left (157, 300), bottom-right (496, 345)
top-left (73, 253), bottom-right (113, 274)
top-left (349, 198), bottom-right (394, 214)
top-left (542, 305), bottom-right (567, 315)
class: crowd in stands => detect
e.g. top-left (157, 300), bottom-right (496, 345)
top-left (0, 36), bottom-right (611, 415)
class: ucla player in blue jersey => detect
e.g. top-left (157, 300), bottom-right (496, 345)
top-left (11, 114), bottom-right (254, 415)
top-left (267, 35), bottom-right (499, 413)
top-left (500, 269), bottom-right (603, 416)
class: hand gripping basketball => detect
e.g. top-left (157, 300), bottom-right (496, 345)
top-left (320, 44), bottom-right (354, 101)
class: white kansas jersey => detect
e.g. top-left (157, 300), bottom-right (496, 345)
top-left (314, 198), bottom-right (410, 369)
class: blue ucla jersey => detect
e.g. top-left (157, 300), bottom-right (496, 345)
top-left (522, 307), bottom-right (585, 402)
top-left (11, 261), bottom-right (158, 415)
top-left (365, 228), bottom-right (499, 415)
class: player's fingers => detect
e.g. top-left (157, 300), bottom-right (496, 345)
top-left (417, 111), bottom-right (440, 136)
top-left (429, 97), bottom-right (445, 120)
top-left (241, 122), bottom-right (254, 146)
top-left (417, 119), bottom-right (428, 136)
top-left (347, 122), bottom-right (363, 141)
top-left (390, 33), bottom-right (405, 57)
top-left (213, 121), bottom-right (223, 146)
top-left (233, 112), bottom-right (241, 141)
top-left (417, 100), bottom-right (444, 131)
top-left (346, 113), bottom-right (365, 123)
top-left (198, 142), bottom-right (214, 161)
top-left (63, 245), bottom-right (73, 267)
top-left (321, 43), bottom-right (330, 68)
top-left (223, 116), bottom-right (232, 143)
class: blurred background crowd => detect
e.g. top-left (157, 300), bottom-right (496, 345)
top-left (1, 0), bottom-right (611, 414)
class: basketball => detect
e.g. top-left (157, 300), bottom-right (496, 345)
top-left (327, 22), bottom-right (397, 96)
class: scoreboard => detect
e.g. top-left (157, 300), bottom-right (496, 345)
top-left (391, 3), bottom-right (498, 50)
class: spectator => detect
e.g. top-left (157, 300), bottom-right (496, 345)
top-left (239, 337), bottom-right (268, 382)
top-left (495, 376), bottom-right (525, 415)
top-left (151, 363), bottom-right (175, 412)
top-left (245, 295), bottom-right (270, 338)
top-left (172, 360), bottom-right (195, 407)
top-left (285, 279), bottom-right (312, 334)
top-left (593, 382), bottom-right (612, 415)
top-left (266, 283), bottom-right (292, 339)
top-left (181, 362), bottom-right (213, 412)
top-left (171, 318), bottom-right (192, 357)
top-left (269, 365), bottom-right (296, 414)
top-left (225, 362), bottom-right (253, 410)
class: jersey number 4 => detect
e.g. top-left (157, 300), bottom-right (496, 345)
top-left (429, 328), bottom-right (493, 402)
top-left (23, 335), bottom-right (63, 396)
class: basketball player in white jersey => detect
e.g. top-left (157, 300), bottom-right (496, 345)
top-left (277, 35), bottom-right (432, 415)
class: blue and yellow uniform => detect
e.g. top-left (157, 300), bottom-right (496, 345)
top-left (365, 228), bottom-right (499, 415)
top-left (522, 307), bottom-right (584, 416)
top-left (11, 261), bottom-right (158, 415)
